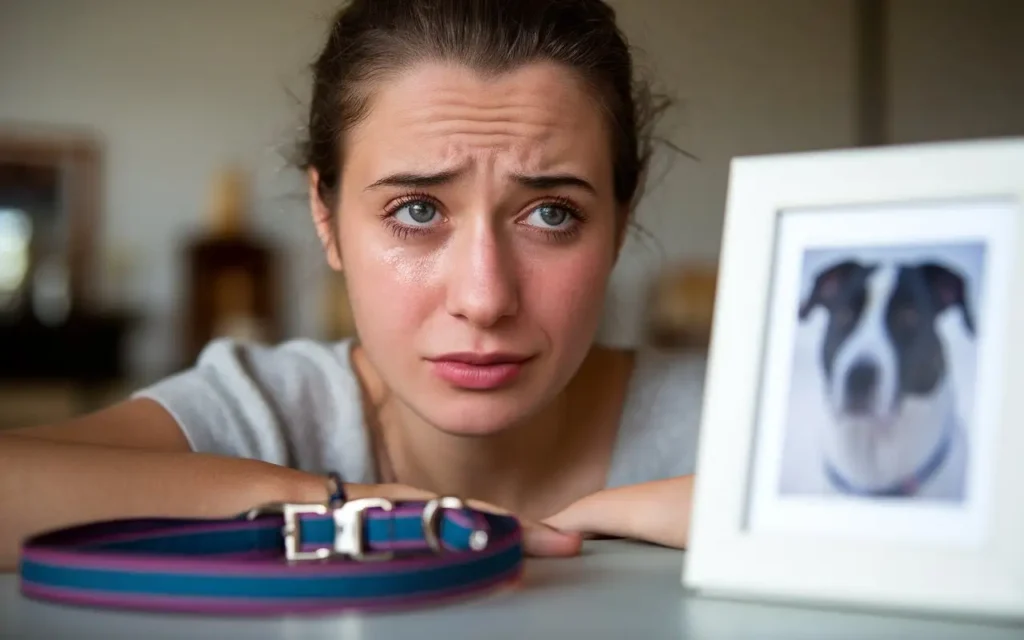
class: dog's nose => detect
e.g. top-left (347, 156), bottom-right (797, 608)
top-left (844, 360), bottom-right (878, 410)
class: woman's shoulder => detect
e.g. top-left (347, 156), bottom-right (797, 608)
top-left (605, 344), bottom-right (708, 488)
top-left (191, 334), bottom-right (354, 367)
top-left (132, 337), bottom-right (373, 479)
top-left (152, 336), bottom-right (363, 410)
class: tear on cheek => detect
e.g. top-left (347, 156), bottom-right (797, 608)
top-left (380, 247), bottom-right (440, 285)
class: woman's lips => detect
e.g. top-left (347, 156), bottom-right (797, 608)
top-left (427, 353), bottom-right (533, 390)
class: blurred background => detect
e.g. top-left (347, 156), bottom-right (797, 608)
top-left (0, 0), bottom-right (1021, 428)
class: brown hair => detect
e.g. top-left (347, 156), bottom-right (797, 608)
top-left (297, 0), bottom-right (669, 218)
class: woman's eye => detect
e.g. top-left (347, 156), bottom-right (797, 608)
top-left (393, 201), bottom-right (438, 226)
top-left (524, 204), bottom-right (573, 229)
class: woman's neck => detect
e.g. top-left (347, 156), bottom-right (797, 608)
top-left (351, 343), bottom-right (633, 518)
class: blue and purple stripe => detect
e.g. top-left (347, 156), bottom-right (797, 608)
top-left (19, 502), bottom-right (523, 615)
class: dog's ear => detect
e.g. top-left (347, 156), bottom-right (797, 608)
top-left (799, 260), bottom-right (862, 321)
top-left (919, 262), bottom-right (976, 336)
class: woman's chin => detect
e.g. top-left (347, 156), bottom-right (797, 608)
top-left (414, 394), bottom-right (539, 438)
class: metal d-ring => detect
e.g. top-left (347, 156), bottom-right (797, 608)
top-left (422, 496), bottom-right (488, 554)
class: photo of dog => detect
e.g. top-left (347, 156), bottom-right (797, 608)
top-left (777, 242), bottom-right (984, 503)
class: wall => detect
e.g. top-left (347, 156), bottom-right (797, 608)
top-left (599, 0), bottom-right (857, 345)
top-left (0, 0), bottom-right (342, 378)
top-left (2, 0), bottom-right (857, 377)
top-left (887, 0), bottom-right (1024, 144)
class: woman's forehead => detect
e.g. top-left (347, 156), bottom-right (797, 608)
top-left (344, 61), bottom-right (612, 182)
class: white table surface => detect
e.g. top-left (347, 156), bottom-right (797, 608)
top-left (2, 540), bottom-right (1022, 639)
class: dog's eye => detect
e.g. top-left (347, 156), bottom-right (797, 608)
top-left (898, 308), bottom-right (918, 326)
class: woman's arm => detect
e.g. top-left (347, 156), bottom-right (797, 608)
top-left (542, 476), bottom-right (695, 549)
top-left (0, 398), bottom-right (331, 570)
top-left (0, 399), bottom-right (581, 570)
top-left (6, 397), bottom-right (199, 450)
top-left (0, 435), bottom-right (331, 571)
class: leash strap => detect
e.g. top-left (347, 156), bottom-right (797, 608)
top-left (18, 496), bottom-right (523, 616)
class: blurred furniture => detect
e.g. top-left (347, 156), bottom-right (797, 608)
top-left (0, 310), bottom-right (136, 428)
top-left (0, 124), bottom-right (101, 316)
top-left (2, 540), bottom-right (1019, 638)
top-left (181, 167), bottom-right (280, 368)
top-left (0, 311), bottom-right (132, 382)
top-left (647, 262), bottom-right (719, 350)
top-left (0, 124), bottom-right (139, 429)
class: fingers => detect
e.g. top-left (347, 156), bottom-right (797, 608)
top-left (542, 491), bottom-right (605, 534)
top-left (520, 520), bottom-right (583, 557)
top-left (466, 498), bottom-right (582, 557)
top-left (543, 477), bottom-right (694, 550)
top-left (344, 482), bottom-right (436, 501)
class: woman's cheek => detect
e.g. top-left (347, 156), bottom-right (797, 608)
top-left (367, 250), bottom-right (441, 330)
top-left (340, 242), bottom-right (432, 346)
top-left (520, 244), bottom-right (613, 339)
top-left (378, 245), bottom-right (444, 289)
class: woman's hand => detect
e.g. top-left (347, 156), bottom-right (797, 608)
top-left (343, 482), bottom-right (584, 558)
top-left (541, 476), bottom-right (695, 549)
top-left (345, 476), bottom-right (695, 556)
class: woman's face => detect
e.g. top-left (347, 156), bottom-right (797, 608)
top-left (314, 60), bottom-right (622, 436)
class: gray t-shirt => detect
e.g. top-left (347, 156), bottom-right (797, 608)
top-left (134, 338), bottom-right (706, 488)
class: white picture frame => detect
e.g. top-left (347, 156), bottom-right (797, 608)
top-left (683, 137), bottom-right (1024, 622)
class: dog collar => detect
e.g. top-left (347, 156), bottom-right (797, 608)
top-left (18, 495), bottom-right (523, 616)
top-left (825, 427), bottom-right (954, 497)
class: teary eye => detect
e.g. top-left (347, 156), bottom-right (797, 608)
top-left (524, 204), bottom-right (573, 229)
top-left (394, 201), bottom-right (438, 226)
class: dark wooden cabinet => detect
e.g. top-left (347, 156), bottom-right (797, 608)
top-left (0, 312), bottom-right (133, 383)
top-left (181, 232), bottom-right (280, 369)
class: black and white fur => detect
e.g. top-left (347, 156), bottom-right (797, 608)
top-left (798, 258), bottom-right (975, 500)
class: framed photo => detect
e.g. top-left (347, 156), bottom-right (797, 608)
top-left (683, 137), bottom-right (1024, 622)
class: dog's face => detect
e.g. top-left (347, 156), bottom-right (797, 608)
top-left (799, 259), bottom-right (975, 426)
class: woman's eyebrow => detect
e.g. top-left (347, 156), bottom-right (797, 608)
top-left (512, 173), bottom-right (596, 195)
top-left (365, 170), bottom-right (461, 190)
top-left (364, 169), bottom-right (597, 195)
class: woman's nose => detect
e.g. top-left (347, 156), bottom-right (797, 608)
top-left (444, 223), bottom-right (519, 328)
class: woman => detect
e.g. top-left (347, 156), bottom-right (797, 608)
top-left (0, 0), bottom-right (706, 569)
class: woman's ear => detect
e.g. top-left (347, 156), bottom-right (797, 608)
top-left (309, 169), bottom-right (343, 271)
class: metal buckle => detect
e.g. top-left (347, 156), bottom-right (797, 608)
top-left (332, 497), bottom-right (395, 562)
top-left (245, 497), bottom-right (395, 562)
top-left (421, 496), bottom-right (489, 554)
